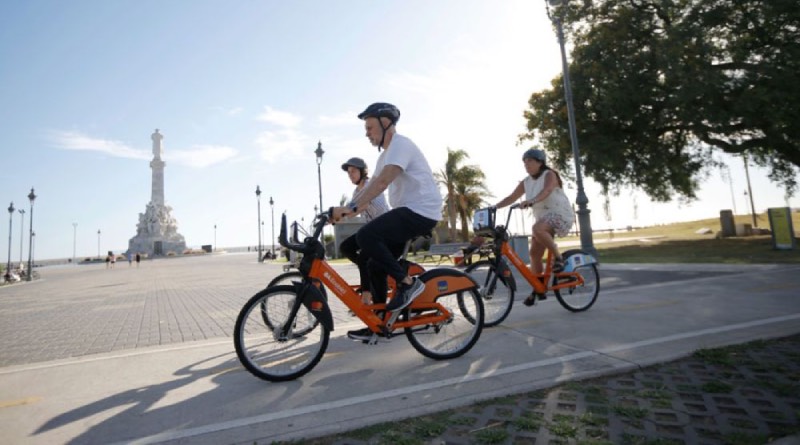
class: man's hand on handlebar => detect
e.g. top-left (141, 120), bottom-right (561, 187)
top-left (331, 206), bottom-right (353, 223)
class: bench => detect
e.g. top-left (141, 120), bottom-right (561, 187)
top-left (421, 242), bottom-right (471, 264)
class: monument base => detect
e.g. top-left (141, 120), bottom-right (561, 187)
top-left (127, 201), bottom-right (186, 257)
top-left (128, 237), bottom-right (187, 257)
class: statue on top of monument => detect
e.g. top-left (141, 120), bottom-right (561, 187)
top-left (151, 129), bottom-right (163, 160)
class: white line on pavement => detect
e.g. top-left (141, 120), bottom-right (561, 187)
top-left (116, 312), bottom-right (800, 445)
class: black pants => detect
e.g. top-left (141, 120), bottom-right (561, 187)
top-left (356, 207), bottom-right (437, 304)
top-left (339, 234), bottom-right (369, 293)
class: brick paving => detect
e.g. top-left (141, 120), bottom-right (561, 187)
top-left (306, 335), bottom-right (800, 444)
top-left (0, 254), bottom-right (362, 367)
top-left (1, 255), bottom-right (798, 444)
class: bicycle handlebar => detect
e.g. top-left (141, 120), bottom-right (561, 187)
top-left (278, 207), bottom-right (332, 254)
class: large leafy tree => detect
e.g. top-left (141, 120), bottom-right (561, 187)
top-left (521, 0), bottom-right (799, 201)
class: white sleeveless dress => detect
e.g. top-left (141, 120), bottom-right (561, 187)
top-left (523, 170), bottom-right (575, 237)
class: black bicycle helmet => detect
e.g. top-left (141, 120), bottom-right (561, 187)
top-left (358, 102), bottom-right (400, 150)
top-left (341, 157), bottom-right (367, 171)
top-left (522, 148), bottom-right (546, 163)
top-left (357, 102), bottom-right (400, 124)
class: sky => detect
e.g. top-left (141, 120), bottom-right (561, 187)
top-left (0, 1), bottom-right (797, 262)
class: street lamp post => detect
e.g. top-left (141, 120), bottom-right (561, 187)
top-left (315, 142), bottom-right (325, 255)
top-left (26, 188), bottom-right (36, 281)
top-left (72, 222), bottom-right (77, 264)
top-left (314, 141), bottom-right (324, 215)
top-left (5, 202), bottom-right (13, 282)
top-left (255, 185), bottom-right (263, 262)
top-left (545, 0), bottom-right (596, 256)
top-left (214, 224), bottom-right (217, 252)
top-left (18, 209), bottom-right (25, 267)
top-left (97, 229), bottom-right (101, 260)
top-left (742, 154), bottom-right (758, 227)
top-left (269, 196), bottom-right (275, 259)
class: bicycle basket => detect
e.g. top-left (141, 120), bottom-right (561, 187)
top-left (472, 207), bottom-right (496, 235)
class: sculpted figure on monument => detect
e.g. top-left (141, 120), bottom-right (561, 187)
top-left (151, 129), bottom-right (163, 159)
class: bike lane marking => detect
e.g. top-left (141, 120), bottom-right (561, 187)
top-left (112, 312), bottom-right (800, 445)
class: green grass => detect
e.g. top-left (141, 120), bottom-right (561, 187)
top-left (546, 211), bottom-right (799, 264)
top-left (404, 211), bottom-right (800, 265)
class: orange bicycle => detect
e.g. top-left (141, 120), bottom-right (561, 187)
top-left (261, 231), bottom-right (427, 337)
top-left (466, 204), bottom-right (600, 326)
top-left (234, 209), bottom-right (484, 381)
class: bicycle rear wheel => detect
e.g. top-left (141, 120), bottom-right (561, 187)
top-left (465, 260), bottom-right (514, 327)
top-left (553, 251), bottom-right (600, 312)
top-left (262, 272), bottom-right (320, 336)
top-left (234, 285), bottom-right (329, 381)
top-left (405, 286), bottom-right (483, 360)
top-left (267, 270), bottom-right (303, 288)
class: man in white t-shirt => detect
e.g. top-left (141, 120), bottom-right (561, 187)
top-left (332, 102), bottom-right (442, 342)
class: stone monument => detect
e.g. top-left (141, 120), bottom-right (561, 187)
top-left (127, 129), bottom-right (187, 256)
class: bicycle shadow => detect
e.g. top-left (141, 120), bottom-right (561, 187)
top-left (32, 350), bottom-right (305, 445)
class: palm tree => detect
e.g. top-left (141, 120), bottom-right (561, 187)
top-left (454, 166), bottom-right (492, 240)
top-left (435, 148), bottom-right (468, 242)
top-left (435, 148), bottom-right (492, 242)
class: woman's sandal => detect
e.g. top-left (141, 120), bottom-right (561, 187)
top-left (523, 294), bottom-right (536, 306)
top-left (552, 257), bottom-right (565, 273)
top-left (524, 292), bottom-right (546, 306)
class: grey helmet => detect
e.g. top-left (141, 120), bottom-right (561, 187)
top-left (341, 157), bottom-right (368, 183)
top-left (341, 157), bottom-right (367, 171)
top-left (522, 148), bottom-right (546, 163)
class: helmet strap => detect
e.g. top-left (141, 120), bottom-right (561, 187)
top-left (377, 119), bottom-right (395, 151)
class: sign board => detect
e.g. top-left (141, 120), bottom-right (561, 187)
top-left (767, 207), bottom-right (796, 250)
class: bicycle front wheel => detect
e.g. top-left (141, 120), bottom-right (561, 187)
top-left (234, 285), bottom-right (329, 381)
top-left (405, 286), bottom-right (483, 360)
top-left (553, 252), bottom-right (600, 312)
top-left (465, 260), bottom-right (514, 327)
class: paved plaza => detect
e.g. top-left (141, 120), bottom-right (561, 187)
top-left (0, 253), bottom-right (798, 444)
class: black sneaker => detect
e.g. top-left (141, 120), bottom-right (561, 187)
top-left (347, 327), bottom-right (375, 342)
top-left (386, 277), bottom-right (424, 312)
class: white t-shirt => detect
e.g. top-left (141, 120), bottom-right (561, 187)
top-left (373, 133), bottom-right (442, 221)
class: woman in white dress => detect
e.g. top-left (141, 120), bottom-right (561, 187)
top-left (494, 148), bottom-right (574, 304)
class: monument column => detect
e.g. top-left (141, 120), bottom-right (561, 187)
top-left (150, 129), bottom-right (165, 206)
top-left (128, 128), bottom-right (186, 257)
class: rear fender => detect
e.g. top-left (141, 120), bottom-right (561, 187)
top-left (561, 249), bottom-right (598, 273)
top-left (413, 268), bottom-right (478, 305)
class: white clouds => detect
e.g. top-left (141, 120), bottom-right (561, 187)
top-left (255, 106), bottom-right (303, 127)
top-left (168, 145), bottom-right (238, 168)
top-left (318, 111), bottom-right (357, 127)
top-left (210, 106), bottom-right (244, 116)
top-left (254, 128), bottom-right (310, 161)
top-left (49, 130), bottom-right (150, 160)
top-left (49, 130), bottom-right (237, 168)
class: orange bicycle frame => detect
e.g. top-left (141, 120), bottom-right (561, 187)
top-left (498, 239), bottom-right (585, 293)
top-left (306, 257), bottom-right (476, 334)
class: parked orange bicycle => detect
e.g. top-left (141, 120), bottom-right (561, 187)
top-left (234, 209), bottom-right (484, 381)
top-left (465, 204), bottom-right (600, 326)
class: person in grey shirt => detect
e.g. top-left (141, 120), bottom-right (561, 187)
top-left (338, 156), bottom-right (389, 307)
